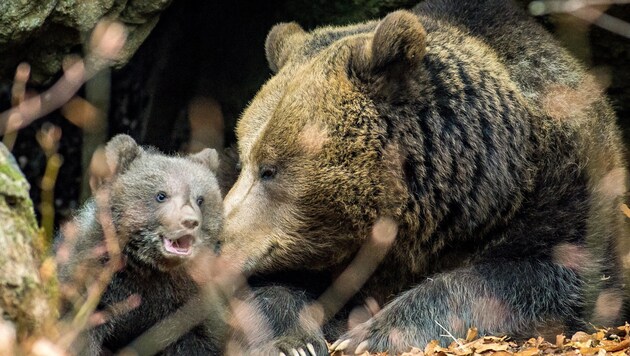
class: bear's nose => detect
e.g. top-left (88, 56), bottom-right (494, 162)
top-left (181, 217), bottom-right (199, 229)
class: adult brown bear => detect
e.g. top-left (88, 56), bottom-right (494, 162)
top-left (220, 0), bottom-right (629, 353)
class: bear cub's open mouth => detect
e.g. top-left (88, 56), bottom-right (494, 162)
top-left (163, 235), bottom-right (195, 256)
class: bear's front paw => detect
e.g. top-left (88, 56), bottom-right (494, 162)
top-left (243, 334), bottom-right (327, 356)
top-left (331, 316), bottom-right (421, 355)
top-left (331, 319), bottom-right (381, 355)
top-left (272, 335), bottom-right (327, 356)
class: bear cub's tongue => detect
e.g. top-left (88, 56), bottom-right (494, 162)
top-left (164, 235), bottom-right (194, 256)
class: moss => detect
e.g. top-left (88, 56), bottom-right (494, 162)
top-left (0, 145), bottom-right (55, 338)
top-left (0, 163), bottom-right (24, 182)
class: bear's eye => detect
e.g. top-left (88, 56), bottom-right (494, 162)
top-left (196, 196), bottom-right (204, 206)
top-left (260, 165), bottom-right (277, 181)
top-left (155, 191), bottom-right (168, 203)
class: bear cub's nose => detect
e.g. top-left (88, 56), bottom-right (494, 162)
top-left (181, 217), bottom-right (200, 229)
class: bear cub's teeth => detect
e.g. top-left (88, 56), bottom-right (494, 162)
top-left (163, 235), bottom-right (195, 256)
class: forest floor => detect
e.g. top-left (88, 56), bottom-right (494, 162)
top-left (330, 324), bottom-right (630, 355)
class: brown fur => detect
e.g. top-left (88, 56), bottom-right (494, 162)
top-left (221, 0), bottom-right (629, 353)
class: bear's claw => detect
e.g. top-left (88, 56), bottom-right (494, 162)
top-left (355, 340), bottom-right (369, 354)
top-left (277, 345), bottom-right (316, 356)
top-left (331, 316), bottom-right (403, 354)
top-left (330, 338), bottom-right (350, 352)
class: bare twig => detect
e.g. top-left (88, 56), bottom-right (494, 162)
top-left (310, 217), bottom-right (398, 326)
top-left (529, 0), bottom-right (630, 39)
top-left (434, 319), bottom-right (465, 348)
top-left (530, 0), bottom-right (630, 15)
top-left (573, 8), bottom-right (630, 38)
top-left (3, 63), bottom-right (30, 150)
top-left (0, 20), bottom-right (127, 136)
top-left (55, 188), bottom-right (125, 351)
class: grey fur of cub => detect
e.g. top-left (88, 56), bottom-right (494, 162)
top-left (57, 134), bottom-right (224, 355)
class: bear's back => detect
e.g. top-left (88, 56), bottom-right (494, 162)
top-left (416, 0), bottom-right (589, 102)
top-left (416, 0), bottom-right (630, 322)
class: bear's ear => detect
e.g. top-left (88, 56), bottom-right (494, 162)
top-left (105, 134), bottom-right (143, 176)
top-left (188, 148), bottom-right (220, 172)
top-left (265, 22), bottom-right (307, 73)
top-left (355, 10), bottom-right (427, 76)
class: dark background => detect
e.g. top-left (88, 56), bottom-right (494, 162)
top-left (1, 0), bottom-right (629, 234)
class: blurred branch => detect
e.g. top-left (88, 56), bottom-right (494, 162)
top-left (55, 188), bottom-right (125, 351)
top-left (121, 281), bottom-right (229, 356)
top-left (310, 217), bottom-right (398, 326)
top-left (36, 124), bottom-right (63, 245)
top-left (0, 20), bottom-right (127, 137)
top-left (529, 0), bottom-right (630, 38)
top-left (2, 63), bottom-right (30, 150)
top-left (530, 0), bottom-right (630, 14)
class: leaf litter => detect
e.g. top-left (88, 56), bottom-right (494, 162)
top-left (330, 323), bottom-right (630, 356)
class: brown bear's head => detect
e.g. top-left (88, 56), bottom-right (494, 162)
top-left (104, 134), bottom-right (223, 272)
top-left (221, 11), bottom-right (426, 274)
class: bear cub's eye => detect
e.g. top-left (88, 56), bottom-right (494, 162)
top-left (196, 196), bottom-right (204, 206)
top-left (155, 191), bottom-right (168, 203)
top-left (260, 165), bottom-right (277, 181)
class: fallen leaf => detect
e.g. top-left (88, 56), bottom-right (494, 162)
top-left (401, 347), bottom-right (424, 355)
top-left (425, 340), bottom-right (440, 355)
top-left (602, 338), bottom-right (630, 352)
top-left (451, 346), bottom-right (473, 356)
top-left (571, 331), bottom-right (591, 343)
top-left (466, 328), bottom-right (478, 343)
top-left (579, 347), bottom-right (601, 355)
top-left (474, 343), bottom-right (509, 353)
top-left (555, 334), bottom-right (566, 348)
top-left (515, 347), bottom-right (539, 356)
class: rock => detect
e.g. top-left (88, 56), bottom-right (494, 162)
top-left (0, 143), bottom-right (54, 337)
top-left (0, 0), bottom-right (173, 85)
top-left (0, 1), bottom-right (57, 46)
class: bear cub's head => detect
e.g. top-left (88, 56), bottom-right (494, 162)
top-left (103, 134), bottom-right (223, 271)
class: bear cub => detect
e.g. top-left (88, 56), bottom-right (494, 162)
top-left (57, 134), bottom-right (224, 355)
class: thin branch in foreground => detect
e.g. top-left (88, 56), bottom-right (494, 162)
top-left (3, 62), bottom-right (30, 150)
top-left (0, 20), bottom-right (127, 136)
top-left (529, 0), bottom-right (630, 39)
top-left (529, 0), bottom-right (630, 15)
top-left (55, 188), bottom-right (124, 351)
top-left (434, 319), bottom-right (464, 349)
top-left (308, 217), bottom-right (398, 327)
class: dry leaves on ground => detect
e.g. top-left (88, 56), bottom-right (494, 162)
top-left (331, 324), bottom-right (630, 356)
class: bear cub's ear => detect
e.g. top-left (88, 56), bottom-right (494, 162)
top-left (356, 10), bottom-right (427, 75)
top-left (265, 22), bottom-right (307, 73)
top-left (105, 134), bottom-right (143, 176)
top-left (188, 148), bottom-right (220, 172)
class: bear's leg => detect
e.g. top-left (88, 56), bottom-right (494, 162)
top-left (77, 329), bottom-right (104, 356)
top-left (332, 259), bottom-right (590, 354)
top-left (161, 326), bottom-right (222, 356)
top-left (229, 285), bottom-right (328, 355)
